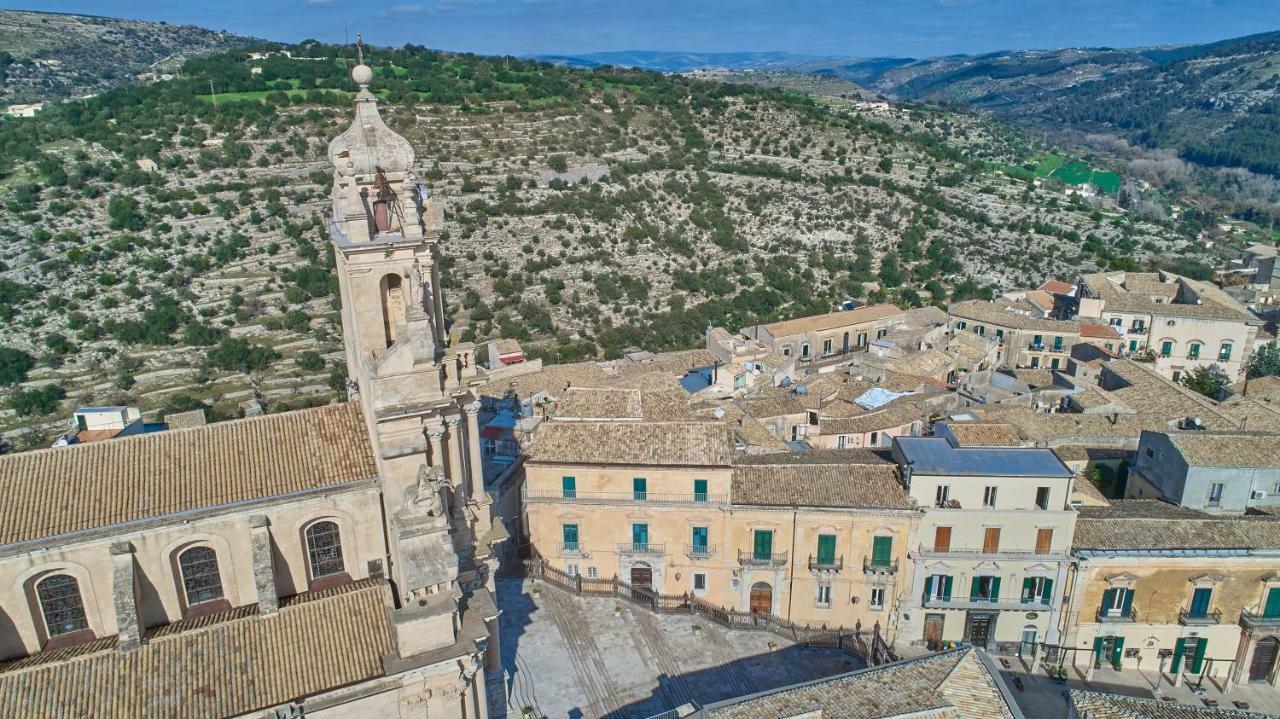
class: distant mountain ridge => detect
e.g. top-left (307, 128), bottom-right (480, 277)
top-left (531, 50), bottom-right (845, 73)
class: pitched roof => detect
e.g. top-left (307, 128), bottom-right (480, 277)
top-left (528, 420), bottom-right (733, 466)
top-left (820, 401), bottom-right (927, 435)
top-left (0, 402), bottom-right (377, 546)
top-left (0, 580), bottom-right (394, 719)
top-left (1080, 323), bottom-right (1123, 339)
top-left (554, 387), bottom-right (694, 421)
top-left (949, 299), bottom-right (1080, 333)
top-left (1079, 271), bottom-right (1259, 322)
top-left (1069, 689), bottom-right (1259, 718)
top-left (700, 647), bottom-right (1017, 719)
top-left (1074, 502), bottom-right (1280, 551)
top-left (1039, 279), bottom-right (1075, 295)
top-left (1161, 431), bottom-right (1280, 468)
top-left (731, 449), bottom-right (910, 509)
top-left (940, 422), bottom-right (1023, 447)
top-left (757, 304), bottom-right (904, 339)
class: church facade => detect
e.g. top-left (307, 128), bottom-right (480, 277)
top-left (0, 58), bottom-right (502, 718)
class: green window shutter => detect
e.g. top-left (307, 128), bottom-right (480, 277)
top-left (691, 526), bottom-right (708, 548)
top-left (1171, 638), bottom-right (1186, 673)
top-left (1022, 578), bottom-right (1034, 602)
top-left (633, 477), bottom-right (647, 500)
top-left (1191, 638), bottom-right (1208, 674)
top-left (1264, 587), bottom-right (1280, 618)
top-left (562, 476), bottom-right (576, 498)
top-left (942, 575), bottom-right (953, 601)
top-left (1053, 336), bottom-right (1063, 351)
top-left (872, 536), bottom-right (892, 565)
top-left (1190, 587), bottom-right (1212, 616)
top-left (562, 524), bottom-right (578, 548)
top-left (632, 523), bottom-right (648, 547)
top-left (971, 577), bottom-right (982, 601)
top-left (1121, 588), bottom-right (1134, 616)
top-left (990, 577), bottom-right (1002, 602)
top-left (1112, 637), bottom-right (1125, 665)
top-left (754, 530), bottom-right (772, 559)
top-left (1093, 637), bottom-right (1105, 662)
top-left (693, 479), bottom-right (708, 501)
top-left (1034, 334), bottom-right (1043, 345)
top-left (817, 534), bottom-right (836, 563)
top-left (1101, 588), bottom-right (1115, 614)
top-left (1042, 578), bottom-right (1054, 605)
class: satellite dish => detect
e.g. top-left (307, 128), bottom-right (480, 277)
top-left (794, 384), bottom-right (808, 395)
top-left (712, 407), bottom-right (726, 419)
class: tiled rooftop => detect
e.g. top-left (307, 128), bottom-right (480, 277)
top-left (1069, 688), bottom-right (1260, 717)
top-left (949, 299), bottom-right (1080, 332)
top-left (1162, 430), bottom-right (1280, 468)
top-left (757, 304), bottom-right (904, 339)
top-left (731, 449), bottom-right (910, 510)
top-left (528, 420), bottom-right (733, 466)
top-left (1074, 502), bottom-right (1280, 551)
top-left (0, 402), bottom-right (376, 546)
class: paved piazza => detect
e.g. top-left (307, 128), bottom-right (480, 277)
top-left (489, 578), bottom-right (863, 718)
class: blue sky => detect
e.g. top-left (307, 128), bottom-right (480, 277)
top-left (7, 0), bottom-right (1280, 58)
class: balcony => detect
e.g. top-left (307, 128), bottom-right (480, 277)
top-left (559, 541), bottom-right (585, 556)
top-left (738, 549), bottom-right (788, 568)
top-left (923, 595), bottom-right (1051, 611)
top-left (1179, 609), bottom-right (1222, 626)
top-left (1128, 326), bottom-right (1148, 336)
top-left (526, 488), bottom-right (726, 505)
top-left (1029, 343), bottom-right (1045, 352)
top-left (863, 557), bottom-right (899, 575)
top-left (684, 544), bottom-right (716, 560)
top-left (1240, 611), bottom-right (1280, 630)
top-left (616, 542), bottom-right (666, 556)
top-left (1096, 608), bottom-right (1139, 624)
top-left (916, 544), bottom-right (1069, 562)
top-left (808, 554), bottom-right (844, 572)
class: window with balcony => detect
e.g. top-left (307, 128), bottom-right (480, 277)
top-left (1032, 334), bottom-right (1044, 350)
top-left (983, 486), bottom-right (998, 508)
top-left (1036, 528), bottom-right (1054, 555)
top-left (1220, 343), bottom-right (1233, 361)
top-left (1160, 340), bottom-right (1173, 358)
top-left (815, 534), bottom-right (837, 567)
top-left (1021, 576), bottom-right (1053, 605)
top-left (561, 476), bottom-right (576, 499)
top-left (1188, 587), bottom-right (1213, 618)
top-left (933, 526), bottom-right (952, 552)
top-left (925, 574), bottom-right (952, 601)
top-left (1100, 587), bottom-right (1134, 619)
top-left (752, 529), bottom-right (774, 561)
top-left (1052, 336), bottom-right (1063, 352)
top-left (633, 477), bottom-right (647, 501)
top-left (1264, 587), bottom-right (1280, 618)
top-left (972, 575), bottom-right (1001, 603)
top-left (693, 479), bottom-right (708, 502)
top-left (870, 536), bottom-right (893, 568)
top-left (562, 524), bottom-right (580, 552)
top-left (691, 526), bottom-right (709, 556)
top-left (983, 527), bottom-right (1001, 553)
top-left (630, 523), bottom-right (649, 552)
top-left (1030, 356), bottom-right (1040, 369)
top-left (801, 342), bottom-right (810, 360)
top-left (935, 485), bottom-right (950, 507)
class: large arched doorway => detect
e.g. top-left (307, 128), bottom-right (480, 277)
top-left (630, 562), bottom-right (653, 591)
top-left (749, 582), bottom-right (772, 615)
top-left (1251, 637), bottom-right (1279, 682)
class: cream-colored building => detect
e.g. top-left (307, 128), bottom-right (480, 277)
top-left (1065, 502), bottom-right (1280, 687)
top-left (892, 437), bottom-right (1077, 656)
top-left (0, 60), bottom-right (502, 718)
top-left (1075, 271), bottom-right (1262, 383)
top-left (742, 304), bottom-right (906, 363)
top-left (523, 421), bottom-right (920, 633)
top-left (949, 299), bottom-right (1081, 370)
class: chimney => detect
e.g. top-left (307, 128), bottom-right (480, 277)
top-left (109, 542), bottom-right (142, 650)
top-left (249, 515), bottom-right (279, 615)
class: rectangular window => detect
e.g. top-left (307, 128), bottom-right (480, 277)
top-left (1036, 528), bottom-right (1054, 554)
top-left (693, 479), bottom-right (708, 502)
top-left (823, 338), bottom-right (832, 355)
top-left (935, 485), bottom-right (950, 506)
top-left (1208, 482), bottom-right (1224, 507)
top-left (976, 325), bottom-right (986, 336)
top-left (957, 321), bottom-right (967, 331)
top-left (816, 534), bottom-right (837, 565)
top-left (1220, 343), bottom-right (1233, 361)
top-left (925, 574), bottom-right (953, 601)
top-left (561, 476), bottom-right (576, 499)
top-left (1264, 587), bottom-right (1280, 618)
top-left (562, 524), bottom-right (579, 552)
top-left (631, 523), bottom-right (649, 551)
top-left (983, 527), bottom-right (1001, 554)
top-left (1032, 334), bottom-right (1043, 348)
top-left (1035, 487), bottom-right (1050, 510)
top-left (587, 566), bottom-right (598, 579)
top-left (1129, 340), bottom-right (1138, 353)
top-left (1030, 356), bottom-right (1040, 369)
top-left (1188, 343), bottom-right (1201, 359)
top-left (1190, 587), bottom-right (1213, 617)
top-left (801, 342), bottom-right (810, 359)
top-left (566, 564), bottom-right (579, 577)
top-left (983, 486), bottom-right (998, 508)
top-left (693, 573), bottom-right (706, 591)
top-left (933, 526), bottom-right (951, 552)
top-left (691, 526), bottom-right (709, 554)
top-left (995, 328), bottom-right (1004, 339)
top-left (972, 575), bottom-right (1001, 602)
top-left (871, 536), bottom-right (893, 567)
top-left (837, 435), bottom-right (848, 449)
top-left (1052, 336), bottom-right (1063, 352)
top-left (816, 583), bottom-right (832, 608)
top-left (753, 530), bottom-right (773, 560)
top-left (1051, 357), bottom-right (1060, 369)
top-left (870, 431), bottom-right (880, 446)
top-left (1021, 576), bottom-right (1053, 605)
top-left (1101, 587), bottom-right (1135, 617)
top-left (633, 477), bottom-right (647, 501)
top-left (1161, 340), bottom-right (1173, 358)
top-left (870, 586), bottom-right (885, 609)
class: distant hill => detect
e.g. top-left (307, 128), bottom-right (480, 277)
top-left (0, 10), bottom-right (261, 104)
top-left (531, 50), bottom-right (843, 73)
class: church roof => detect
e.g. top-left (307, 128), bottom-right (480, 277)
top-left (0, 402), bottom-right (377, 546)
top-left (0, 579), bottom-right (394, 719)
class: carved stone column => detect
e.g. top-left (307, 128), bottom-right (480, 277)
top-left (463, 401), bottom-right (486, 504)
top-left (248, 515), bottom-right (279, 615)
top-left (109, 542), bottom-right (142, 650)
top-left (445, 414), bottom-right (466, 510)
top-left (426, 424), bottom-right (445, 470)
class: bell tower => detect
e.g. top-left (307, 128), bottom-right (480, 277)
top-left (327, 45), bottom-right (497, 657)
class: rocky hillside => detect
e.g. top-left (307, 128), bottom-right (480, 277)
top-left (0, 40), bottom-right (1228, 448)
top-left (0, 10), bottom-right (259, 104)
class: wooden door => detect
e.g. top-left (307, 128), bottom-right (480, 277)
top-left (933, 526), bottom-right (951, 553)
top-left (1035, 528), bottom-right (1053, 554)
top-left (630, 564), bottom-right (652, 590)
top-left (923, 615), bottom-right (944, 651)
top-left (983, 527), bottom-right (1001, 554)
top-left (966, 613), bottom-right (995, 649)
top-left (1251, 638), bottom-right (1279, 682)
top-left (749, 583), bottom-right (772, 615)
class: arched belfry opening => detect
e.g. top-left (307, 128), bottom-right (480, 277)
top-left (380, 273), bottom-right (404, 348)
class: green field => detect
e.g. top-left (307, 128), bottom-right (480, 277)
top-left (1034, 153), bottom-right (1064, 178)
top-left (1031, 154), bottom-right (1120, 194)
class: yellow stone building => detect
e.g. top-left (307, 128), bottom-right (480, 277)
top-left (522, 419), bottom-right (920, 633)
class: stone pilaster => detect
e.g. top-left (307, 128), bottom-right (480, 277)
top-left (445, 414), bottom-right (466, 510)
top-left (109, 541), bottom-right (142, 650)
top-left (463, 401), bottom-right (486, 504)
top-left (426, 424), bottom-right (445, 470)
top-left (249, 515), bottom-right (279, 615)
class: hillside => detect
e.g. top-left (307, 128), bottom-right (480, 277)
top-left (0, 31), bottom-right (1231, 447)
top-left (0, 10), bottom-right (259, 104)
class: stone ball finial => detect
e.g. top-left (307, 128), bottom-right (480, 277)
top-left (352, 64), bottom-right (373, 86)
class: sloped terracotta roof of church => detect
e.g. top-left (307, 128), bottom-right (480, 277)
top-left (697, 647), bottom-right (1017, 718)
top-left (528, 420), bottom-right (733, 466)
top-left (0, 579), bottom-right (394, 718)
top-left (0, 402), bottom-right (377, 545)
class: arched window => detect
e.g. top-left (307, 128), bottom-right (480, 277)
top-left (178, 546), bottom-right (224, 606)
top-left (380, 273), bottom-right (404, 349)
top-left (306, 521), bottom-right (345, 579)
top-left (36, 574), bottom-right (88, 637)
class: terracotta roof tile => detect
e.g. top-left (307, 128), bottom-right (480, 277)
top-left (528, 420), bottom-right (733, 466)
top-left (758, 304), bottom-right (905, 338)
top-left (731, 449), bottom-right (910, 509)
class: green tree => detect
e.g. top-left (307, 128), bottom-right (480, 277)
top-left (1248, 341), bottom-right (1280, 379)
top-left (0, 347), bottom-right (36, 385)
top-left (295, 351), bottom-right (325, 372)
top-left (1181, 364), bottom-right (1229, 399)
top-left (107, 194), bottom-right (144, 230)
top-left (7, 385), bottom-right (66, 417)
top-left (207, 338), bottom-right (280, 373)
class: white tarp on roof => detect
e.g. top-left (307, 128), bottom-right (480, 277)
top-left (854, 388), bottom-right (915, 411)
